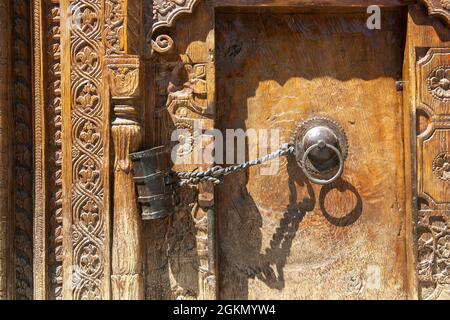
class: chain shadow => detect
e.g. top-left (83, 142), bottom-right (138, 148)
top-left (254, 155), bottom-right (315, 290)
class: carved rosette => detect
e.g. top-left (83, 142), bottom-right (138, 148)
top-left (67, 0), bottom-right (107, 300)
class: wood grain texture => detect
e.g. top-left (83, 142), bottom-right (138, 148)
top-left (0, 0), bottom-right (12, 300)
top-left (216, 10), bottom-right (407, 299)
top-left (213, 0), bottom-right (409, 8)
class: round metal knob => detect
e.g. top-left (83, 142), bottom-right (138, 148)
top-left (292, 117), bottom-right (348, 185)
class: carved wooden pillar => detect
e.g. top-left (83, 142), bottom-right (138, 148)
top-left (0, 0), bottom-right (12, 300)
top-left (107, 56), bottom-right (144, 300)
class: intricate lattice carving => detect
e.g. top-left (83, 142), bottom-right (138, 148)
top-left (432, 152), bottom-right (450, 181)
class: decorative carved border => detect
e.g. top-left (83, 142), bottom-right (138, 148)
top-left (150, 0), bottom-right (201, 54)
top-left (13, 0), bottom-right (34, 300)
top-left (152, 0), bottom-right (199, 31)
top-left (415, 48), bottom-right (450, 300)
top-left (0, 0), bottom-right (12, 300)
top-left (61, 0), bottom-right (111, 300)
top-left (419, 0), bottom-right (450, 26)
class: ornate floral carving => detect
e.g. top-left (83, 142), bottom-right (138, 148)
top-left (432, 152), bottom-right (450, 181)
top-left (79, 281), bottom-right (101, 300)
top-left (149, 0), bottom-right (200, 54)
top-left (419, 0), bottom-right (450, 26)
top-left (76, 83), bottom-right (99, 112)
top-left (76, 46), bottom-right (99, 72)
top-left (79, 121), bottom-right (100, 149)
top-left (78, 159), bottom-right (100, 190)
top-left (152, 0), bottom-right (199, 30)
top-left (428, 66), bottom-right (450, 101)
top-left (105, 0), bottom-right (124, 55)
top-left (80, 244), bottom-right (101, 275)
top-left (66, 0), bottom-right (107, 300)
top-left (417, 210), bottom-right (450, 300)
top-left (80, 200), bottom-right (99, 232)
top-left (107, 66), bottom-right (139, 97)
top-left (79, 7), bottom-right (98, 33)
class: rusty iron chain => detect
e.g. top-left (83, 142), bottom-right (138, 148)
top-left (174, 143), bottom-right (295, 186)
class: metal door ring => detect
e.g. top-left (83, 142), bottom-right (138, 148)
top-left (301, 141), bottom-right (344, 185)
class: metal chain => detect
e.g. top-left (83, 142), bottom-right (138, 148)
top-left (174, 143), bottom-right (295, 186)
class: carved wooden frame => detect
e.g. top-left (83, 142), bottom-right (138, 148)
top-left (25, 0), bottom-right (450, 300)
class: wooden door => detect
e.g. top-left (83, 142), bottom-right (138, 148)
top-left (215, 8), bottom-right (407, 299)
top-left (0, 0), bottom-right (447, 300)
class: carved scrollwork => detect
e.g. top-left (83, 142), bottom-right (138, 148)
top-left (419, 0), bottom-right (450, 26)
top-left (151, 34), bottom-right (174, 54)
top-left (105, 0), bottom-right (125, 55)
top-left (149, 0), bottom-right (200, 55)
top-left (152, 0), bottom-right (199, 30)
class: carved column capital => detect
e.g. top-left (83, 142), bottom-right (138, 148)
top-left (107, 55), bottom-right (143, 172)
top-left (107, 55), bottom-right (142, 101)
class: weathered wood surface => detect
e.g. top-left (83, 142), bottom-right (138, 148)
top-left (144, 0), bottom-right (217, 300)
top-left (12, 0), bottom-right (450, 300)
top-left (60, 0), bottom-right (112, 300)
top-left (0, 0), bottom-right (12, 300)
top-left (405, 4), bottom-right (450, 300)
top-left (216, 9), bottom-right (407, 299)
top-left (213, 0), bottom-right (409, 7)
